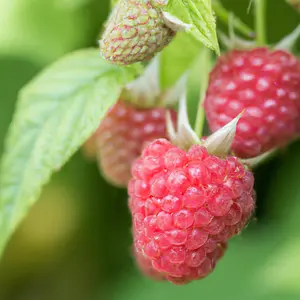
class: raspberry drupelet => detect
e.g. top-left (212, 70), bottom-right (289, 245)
top-left (129, 138), bottom-right (255, 284)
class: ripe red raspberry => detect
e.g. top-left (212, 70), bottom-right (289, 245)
top-left (204, 47), bottom-right (300, 158)
top-left (83, 100), bottom-right (177, 187)
top-left (128, 139), bottom-right (255, 284)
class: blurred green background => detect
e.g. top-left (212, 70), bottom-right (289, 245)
top-left (0, 0), bottom-right (300, 299)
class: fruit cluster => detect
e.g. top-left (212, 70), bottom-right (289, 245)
top-left (89, 0), bottom-right (300, 285)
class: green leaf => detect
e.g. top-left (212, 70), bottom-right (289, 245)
top-left (164, 0), bottom-right (219, 55)
top-left (160, 32), bottom-right (201, 89)
top-left (0, 49), bottom-right (140, 257)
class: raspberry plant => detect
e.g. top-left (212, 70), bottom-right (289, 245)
top-left (0, 0), bottom-right (300, 293)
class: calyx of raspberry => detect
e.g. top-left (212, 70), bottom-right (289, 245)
top-left (166, 91), bottom-right (274, 167)
top-left (218, 30), bottom-right (257, 51)
top-left (99, 0), bottom-right (190, 65)
top-left (275, 24), bottom-right (300, 51)
top-left (166, 91), bottom-right (242, 156)
top-left (122, 56), bottom-right (186, 108)
top-left (162, 12), bottom-right (193, 32)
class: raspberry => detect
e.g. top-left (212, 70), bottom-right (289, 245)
top-left (83, 101), bottom-right (177, 187)
top-left (204, 47), bottom-right (300, 158)
top-left (129, 139), bottom-right (255, 284)
top-left (100, 0), bottom-right (175, 65)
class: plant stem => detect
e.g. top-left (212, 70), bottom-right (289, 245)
top-left (212, 0), bottom-right (254, 37)
top-left (194, 48), bottom-right (211, 138)
top-left (254, 0), bottom-right (267, 46)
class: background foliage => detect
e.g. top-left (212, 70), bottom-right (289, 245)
top-left (0, 0), bottom-right (299, 299)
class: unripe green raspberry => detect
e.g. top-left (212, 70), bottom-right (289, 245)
top-left (100, 0), bottom-right (175, 65)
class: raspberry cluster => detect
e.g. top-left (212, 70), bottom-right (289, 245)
top-left (87, 46), bottom-right (300, 284)
top-left (128, 139), bottom-right (255, 284)
top-left (95, 3), bottom-right (300, 284)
